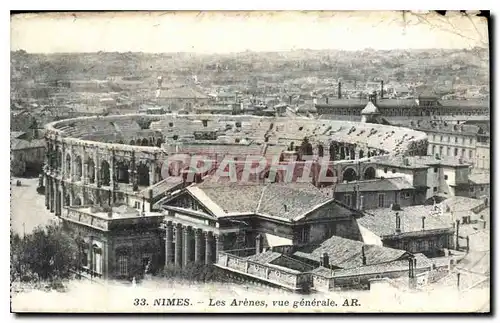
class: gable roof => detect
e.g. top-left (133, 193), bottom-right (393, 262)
top-left (188, 181), bottom-right (336, 221)
top-left (358, 205), bottom-right (453, 237)
top-left (294, 235), bottom-right (408, 269)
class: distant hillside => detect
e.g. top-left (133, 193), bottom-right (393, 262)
top-left (11, 48), bottom-right (489, 89)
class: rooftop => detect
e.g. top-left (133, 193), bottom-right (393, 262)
top-left (469, 172), bottom-right (490, 185)
top-left (358, 205), bottom-right (453, 237)
top-left (189, 180), bottom-right (338, 221)
top-left (335, 177), bottom-right (414, 193)
top-left (373, 155), bottom-right (472, 169)
top-left (294, 235), bottom-right (408, 269)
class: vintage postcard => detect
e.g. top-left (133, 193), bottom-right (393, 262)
top-left (10, 11), bottom-right (490, 313)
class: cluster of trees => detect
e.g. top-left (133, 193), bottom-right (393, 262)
top-left (11, 222), bottom-right (78, 286)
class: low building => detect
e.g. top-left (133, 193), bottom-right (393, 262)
top-left (60, 204), bottom-right (165, 280)
top-left (373, 155), bottom-right (472, 201)
top-left (11, 136), bottom-right (45, 176)
top-left (334, 177), bottom-right (416, 210)
top-left (358, 205), bottom-right (455, 257)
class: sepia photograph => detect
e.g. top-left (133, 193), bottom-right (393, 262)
top-left (9, 10), bottom-right (491, 313)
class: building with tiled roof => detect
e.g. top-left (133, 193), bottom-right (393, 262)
top-left (358, 204), bottom-right (455, 257)
top-left (334, 177), bottom-right (416, 210)
top-left (371, 154), bottom-right (472, 201)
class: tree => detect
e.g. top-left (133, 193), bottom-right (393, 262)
top-left (11, 222), bottom-right (79, 282)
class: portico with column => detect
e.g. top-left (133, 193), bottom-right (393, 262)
top-left (164, 220), bottom-right (221, 268)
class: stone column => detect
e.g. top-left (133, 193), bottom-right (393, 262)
top-left (55, 182), bottom-right (61, 216)
top-left (149, 162), bottom-right (156, 186)
top-left (183, 226), bottom-right (193, 267)
top-left (174, 224), bottom-right (183, 267)
top-left (69, 151), bottom-right (75, 182)
top-left (45, 175), bottom-right (50, 209)
top-left (194, 229), bottom-right (204, 264)
top-left (165, 221), bottom-right (174, 266)
top-left (61, 147), bottom-right (66, 179)
top-left (49, 180), bottom-right (55, 213)
top-left (83, 159), bottom-right (88, 184)
top-left (95, 154), bottom-right (101, 188)
top-left (110, 156), bottom-right (115, 189)
top-left (205, 231), bottom-right (213, 265)
top-left (215, 234), bottom-right (224, 263)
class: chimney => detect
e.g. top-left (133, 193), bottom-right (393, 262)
top-left (421, 216), bottom-right (426, 230)
top-left (395, 212), bottom-right (401, 234)
top-left (320, 252), bottom-right (330, 268)
top-left (338, 82), bottom-right (342, 99)
top-left (361, 245), bottom-right (367, 265)
top-left (380, 80), bottom-right (384, 99)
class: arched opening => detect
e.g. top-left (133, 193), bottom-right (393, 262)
top-left (129, 139), bottom-right (135, 146)
top-left (149, 137), bottom-right (155, 146)
top-left (116, 161), bottom-right (130, 184)
top-left (359, 150), bottom-right (364, 159)
top-left (87, 158), bottom-right (95, 184)
top-left (137, 163), bottom-right (150, 186)
top-left (73, 196), bottom-right (82, 206)
top-left (64, 194), bottom-right (70, 206)
top-left (342, 168), bottom-right (358, 182)
top-left (156, 138), bottom-right (163, 147)
top-left (100, 160), bottom-right (111, 186)
top-left (74, 156), bottom-right (83, 181)
top-left (364, 167), bottom-right (376, 180)
top-left (65, 154), bottom-right (71, 177)
top-left (318, 144), bottom-right (324, 157)
top-left (141, 138), bottom-right (149, 146)
top-left (117, 140), bottom-right (124, 144)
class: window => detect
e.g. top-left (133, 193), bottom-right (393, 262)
top-left (470, 186), bottom-right (475, 192)
top-left (392, 169), bottom-right (396, 173)
top-left (428, 239), bottom-right (435, 250)
top-left (434, 167), bottom-right (438, 173)
top-left (439, 146), bottom-right (443, 156)
top-left (462, 148), bottom-right (466, 156)
top-left (433, 187), bottom-right (438, 193)
top-left (118, 255), bottom-right (128, 276)
top-left (384, 168), bottom-right (388, 173)
top-left (92, 245), bottom-right (102, 275)
top-left (344, 194), bottom-right (352, 207)
top-left (378, 194), bottom-right (385, 208)
top-left (431, 145), bottom-right (435, 155)
top-left (469, 150), bottom-right (473, 159)
top-left (444, 175), bottom-right (448, 180)
top-left (447, 147), bottom-right (451, 156)
top-left (480, 187), bottom-right (485, 192)
top-left (455, 136), bottom-right (459, 143)
top-left (440, 136), bottom-right (443, 142)
top-left (454, 148), bottom-right (458, 156)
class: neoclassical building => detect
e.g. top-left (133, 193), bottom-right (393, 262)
top-left (41, 113), bottom-right (428, 280)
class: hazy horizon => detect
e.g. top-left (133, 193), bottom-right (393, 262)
top-left (11, 11), bottom-right (488, 54)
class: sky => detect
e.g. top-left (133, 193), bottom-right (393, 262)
top-left (10, 11), bottom-right (489, 53)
